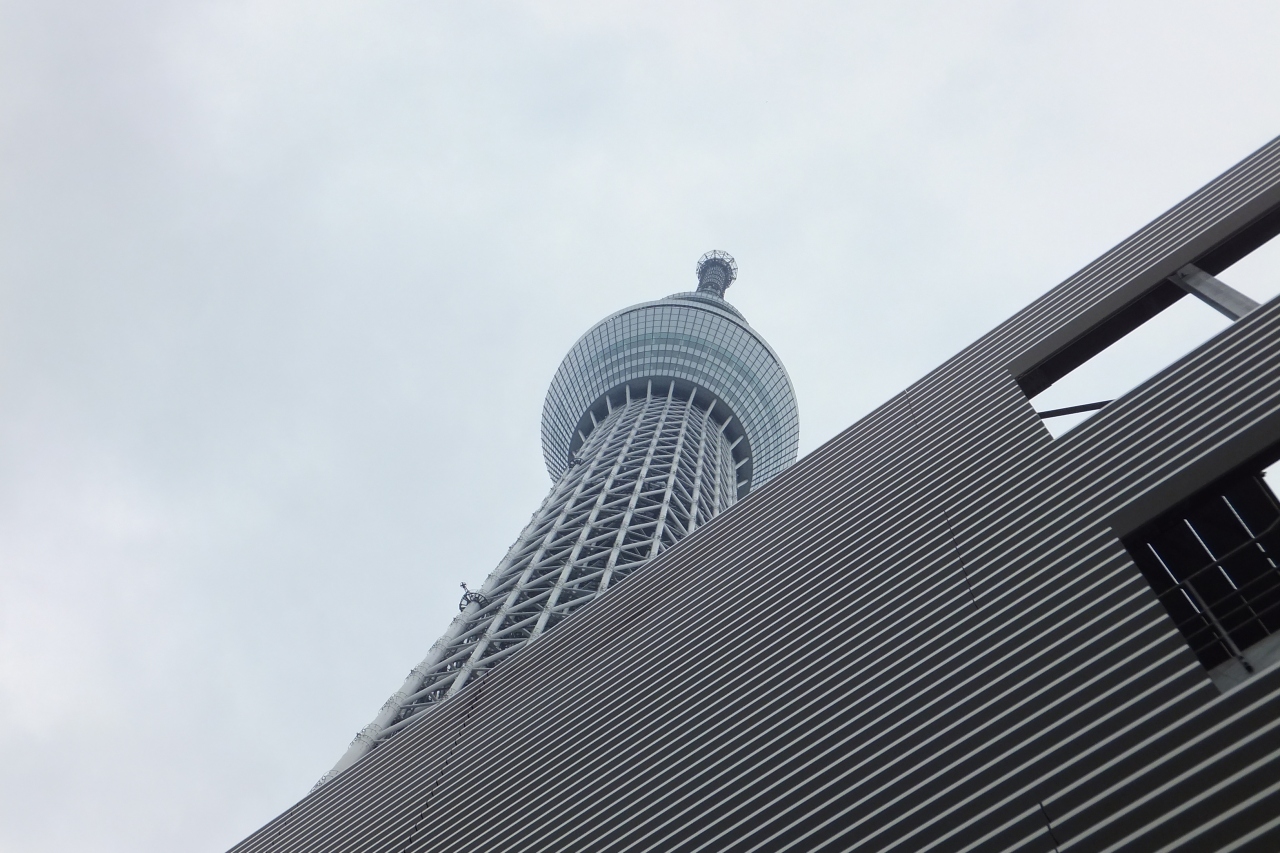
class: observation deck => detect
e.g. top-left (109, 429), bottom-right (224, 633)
top-left (541, 252), bottom-right (799, 496)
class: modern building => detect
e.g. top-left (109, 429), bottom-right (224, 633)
top-left (234, 136), bottom-right (1280, 853)
top-left (318, 250), bottom-right (800, 785)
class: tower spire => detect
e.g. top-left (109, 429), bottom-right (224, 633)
top-left (696, 250), bottom-right (737, 298)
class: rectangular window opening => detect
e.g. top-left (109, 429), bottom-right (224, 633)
top-left (1018, 208), bottom-right (1280, 438)
top-left (1122, 445), bottom-right (1280, 692)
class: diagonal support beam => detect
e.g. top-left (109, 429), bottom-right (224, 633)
top-left (1169, 263), bottom-right (1260, 321)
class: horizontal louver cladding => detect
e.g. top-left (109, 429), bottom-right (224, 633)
top-left (232, 135), bottom-right (1280, 852)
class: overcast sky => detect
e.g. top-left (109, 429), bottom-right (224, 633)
top-left (3, 2), bottom-right (1280, 851)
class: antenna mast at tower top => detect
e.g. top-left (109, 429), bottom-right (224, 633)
top-left (696, 250), bottom-right (738, 297)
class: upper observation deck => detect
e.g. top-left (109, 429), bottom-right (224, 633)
top-left (541, 252), bottom-right (800, 496)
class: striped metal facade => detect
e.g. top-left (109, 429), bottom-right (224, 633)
top-left (233, 135), bottom-right (1280, 852)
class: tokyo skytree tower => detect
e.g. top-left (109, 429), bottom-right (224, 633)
top-left (322, 251), bottom-right (799, 784)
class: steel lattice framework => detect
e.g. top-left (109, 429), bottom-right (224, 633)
top-left (321, 252), bottom-right (798, 784)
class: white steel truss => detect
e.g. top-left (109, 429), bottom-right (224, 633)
top-left (322, 380), bottom-right (740, 783)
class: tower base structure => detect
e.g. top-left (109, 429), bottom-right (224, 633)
top-left (237, 136), bottom-right (1280, 852)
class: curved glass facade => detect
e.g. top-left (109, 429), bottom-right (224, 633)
top-left (542, 290), bottom-right (799, 491)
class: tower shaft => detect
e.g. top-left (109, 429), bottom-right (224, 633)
top-left (324, 381), bottom-right (737, 780)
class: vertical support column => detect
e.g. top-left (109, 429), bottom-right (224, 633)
top-left (649, 390), bottom-right (695, 558)
top-left (686, 401), bottom-right (716, 534)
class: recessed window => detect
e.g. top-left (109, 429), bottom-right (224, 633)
top-left (1122, 454), bottom-right (1280, 691)
top-left (1017, 217), bottom-right (1280, 438)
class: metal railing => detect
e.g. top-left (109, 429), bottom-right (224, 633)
top-left (1143, 488), bottom-right (1280, 674)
